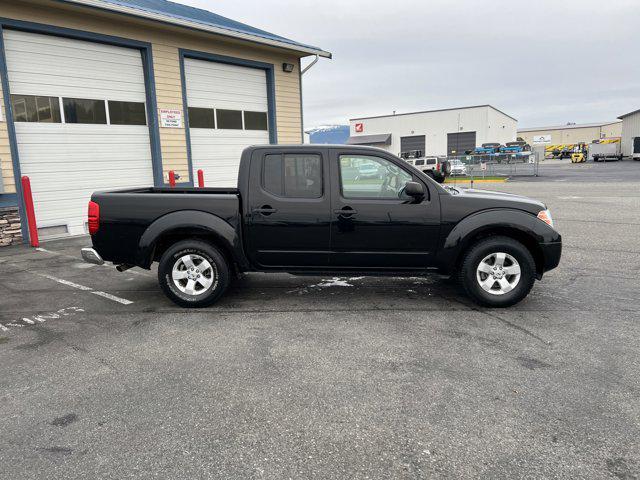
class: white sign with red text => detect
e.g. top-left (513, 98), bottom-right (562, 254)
top-left (160, 109), bottom-right (183, 128)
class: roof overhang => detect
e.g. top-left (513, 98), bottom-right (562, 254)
top-left (59, 0), bottom-right (332, 58)
top-left (347, 134), bottom-right (392, 146)
top-left (618, 108), bottom-right (640, 120)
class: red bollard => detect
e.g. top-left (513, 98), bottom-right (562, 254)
top-left (21, 176), bottom-right (39, 247)
top-left (197, 169), bottom-right (204, 188)
top-left (168, 170), bottom-right (176, 188)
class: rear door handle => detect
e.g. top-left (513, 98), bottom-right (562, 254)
top-left (334, 208), bottom-right (357, 216)
top-left (253, 205), bottom-right (277, 216)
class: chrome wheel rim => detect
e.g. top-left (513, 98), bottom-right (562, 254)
top-left (171, 254), bottom-right (216, 296)
top-left (476, 252), bottom-right (521, 296)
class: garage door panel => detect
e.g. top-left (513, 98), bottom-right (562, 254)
top-left (10, 73), bottom-right (146, 94)
top-left (5, 30), bottom-right (154, 237)
top-left (5, 30), bottom-right (146, 102)
top-left (186, 62), bottom-right (266, 81)
top-left (13, 61), bottom-right (145, 83)
top-left (4, 32), bottom-right (142, 63)
top-left (447, 131), bottom-right (477, 156)
top-left (187, 93), bottom-right (267, 111)
top-left (16, 135), bottom-right (152, 147)
top-left (188, 97), bottom-right (267, 112)
top-left (185, 58), bottom-right (271, 187)
top-left (22, 161), bottom-right (153, 174)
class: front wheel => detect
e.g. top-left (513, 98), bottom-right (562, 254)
top-left (459, 236), bottom-right (536, 307)
top-left (158, 239), bottom-right (230, 308)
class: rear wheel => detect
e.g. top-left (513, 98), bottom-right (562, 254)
top-left (158, 239), bottom-right (230, 308)
top-left (459, 236), bottom-right (536, 307)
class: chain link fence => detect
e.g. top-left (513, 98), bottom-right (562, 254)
top-left (444, 151), bottom-right (541, 184)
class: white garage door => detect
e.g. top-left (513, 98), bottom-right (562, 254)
top-left (184, 58), bottom-right (270, 187)
top-left (4, 30), bottom-right (154, 237)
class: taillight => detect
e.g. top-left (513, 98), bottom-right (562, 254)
top-left (88, 201), bottom-right (100, 235)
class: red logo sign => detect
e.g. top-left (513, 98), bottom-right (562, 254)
top-left (355, 123), bottom-right (364, 133)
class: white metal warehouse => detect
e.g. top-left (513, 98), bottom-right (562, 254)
top-left (347, 105), bottom-right (517, 157)
top-left (618, 108), bottom-right (640, 159)
top-left (0, 0), bottom-right (330, 246)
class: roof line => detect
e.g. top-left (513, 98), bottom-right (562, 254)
top-left (618, 108), bottom-right (640, 119)
top-left (350, 105), bottom-right (517, 122)
top-left (60, 0), bottom-right (332, 58)
top-left (518, 120), bottom-right (622, 132)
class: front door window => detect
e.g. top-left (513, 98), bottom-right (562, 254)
top-left (339, 155), bottom-right (413, 199)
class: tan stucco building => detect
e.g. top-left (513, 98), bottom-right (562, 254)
top-left (0, 0), bottom-right (330, 245)
top-left (517, 120), bottom-right (622, 146)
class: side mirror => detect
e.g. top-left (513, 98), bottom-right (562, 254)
top-left (404, 181), bottom-right (424, 198)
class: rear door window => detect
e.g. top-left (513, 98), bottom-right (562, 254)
top-left (262, 154), bottom-right (322, 198)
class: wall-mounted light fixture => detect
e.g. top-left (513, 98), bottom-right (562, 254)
top-left (282, 63), bottom-right (295, 73)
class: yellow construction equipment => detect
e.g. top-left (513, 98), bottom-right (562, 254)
top-left (571, 152), bottom-right (586, 163)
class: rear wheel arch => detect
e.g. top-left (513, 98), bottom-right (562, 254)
top-left (151, 228), bottom-right (236, 270)
top-left (136, 210), bottom-right (244, 270)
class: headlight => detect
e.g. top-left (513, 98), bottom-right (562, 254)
top-left (537, 209), bottom-right (553, 227)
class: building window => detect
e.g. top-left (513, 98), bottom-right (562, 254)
top-left (216, 109), bottom-right (243, 130)
top-left (11, 95), bottom-right (61, 123)
top-left (108, 101), bottom-right (147, 126)
top-left (188, 107), bottom-right (215, 129)
top-left (262, 154), bottom-right (322, 198)
top-left (244, 111), bottom-right (268, 131)
top-left (63, 98), bottom-right (107, 124)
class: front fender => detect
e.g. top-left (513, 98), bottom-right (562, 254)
top-left (437, 208), bottom-right (560, 273)
top-left (136, 210), bottom-right (244, 269)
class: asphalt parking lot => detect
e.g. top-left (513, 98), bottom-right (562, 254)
top-left (1, 162), bottom-right (639, 479)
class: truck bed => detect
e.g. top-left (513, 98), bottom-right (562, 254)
top-left (90, 187), bottom-right (241, 266)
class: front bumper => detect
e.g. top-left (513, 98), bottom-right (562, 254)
top-left (81, 247), bottom-right (104, 265)
top-left (540, 240), bottom-right (562, 273)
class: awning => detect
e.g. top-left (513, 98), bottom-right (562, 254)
top-left (346, 134), bottom-right (392, 146)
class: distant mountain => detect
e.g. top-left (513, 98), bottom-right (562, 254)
top-left (306, 125), bottom-right (350, 144)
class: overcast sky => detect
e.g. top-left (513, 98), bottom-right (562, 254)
top-left (176, 0), bottom-right (640, 129)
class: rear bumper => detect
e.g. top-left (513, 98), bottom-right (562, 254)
top-left (81, 247), bottom-right (104, 265)
top-left (540, 240), bottom-right (562, 273)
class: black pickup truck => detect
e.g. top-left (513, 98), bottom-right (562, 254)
top-left (82, 145), bottom-right (561, 308)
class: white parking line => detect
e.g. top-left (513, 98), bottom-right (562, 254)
top-left (37, 273), bottom-right (92, 291)
top-left (21, 318), bottom-right (35, 325)
top-left (92, 291), bottom-right (133, 305)
top-left (35, 272), bottom-right (133, 305)
top-left (0, 324), bottom-right (8, 332)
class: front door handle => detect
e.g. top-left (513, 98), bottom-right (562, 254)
top-left (334, 207), bottom-right (357, 216)
top-left (253, 205), bottom-right (277, 216)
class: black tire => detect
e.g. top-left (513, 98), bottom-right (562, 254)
top-left (458, 236), bottom-right (536, 308)
top-left (158, 239), bottom-right (230, 308)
